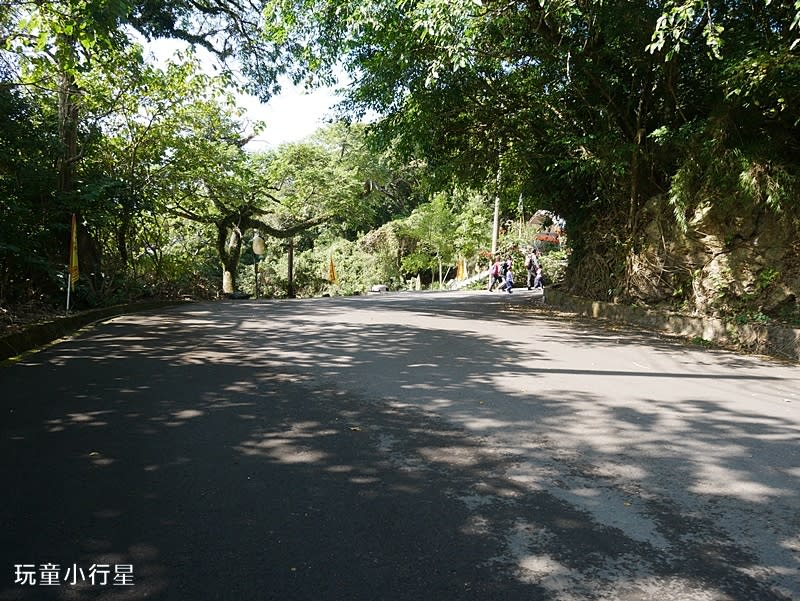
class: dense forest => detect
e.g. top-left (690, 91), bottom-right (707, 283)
top-left (1, 1), bottom-right (798, 326)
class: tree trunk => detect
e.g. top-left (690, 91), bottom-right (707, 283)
top-left (116, 215), bottom-right (131, 266)
top-left (628, 75), bottom-right (652, 239)
top-left (57, 70), bottom-right (79, 197)
top-left (217, 224), bottom-right (243, 294)
top-left (58, 65), bottom-right (103, 291)
top-left (629, 127), bottom-right (645, 238)
top-left (286, 238), bottom-right (295, 298)
top-left (222, 268), bottom-right (236, 294)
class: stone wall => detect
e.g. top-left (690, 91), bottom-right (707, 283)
top-left (546, 288), bottom-right (800, 361)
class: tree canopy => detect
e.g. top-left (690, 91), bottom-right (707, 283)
top-left (266, 0), bottom-right (800, 300)
top-left (1, 0), bottom-right (798, 325)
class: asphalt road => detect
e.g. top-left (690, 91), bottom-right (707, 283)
top-left (1, 290), bottom-right (799, 600)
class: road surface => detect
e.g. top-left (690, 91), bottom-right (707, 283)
top-left (1, 290), bottom-right (799, 600)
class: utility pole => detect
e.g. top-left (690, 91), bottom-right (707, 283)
top-left (491, 154), bottom-right (502, 256)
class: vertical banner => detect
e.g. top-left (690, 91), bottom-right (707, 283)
top-left (69, 214), bottom-right (79, 288)
top-left (328, 256), bottom-right (338, 283)
top-left (66, 214), bottom-right (79, 312)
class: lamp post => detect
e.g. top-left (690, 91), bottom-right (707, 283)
top-left (252, 231), bottom-right (265, 299)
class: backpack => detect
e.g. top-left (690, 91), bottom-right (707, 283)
top-left (491, 263), bottom-right (499, 276)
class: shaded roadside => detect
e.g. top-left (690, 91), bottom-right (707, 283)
top-left (0, 301), bottom-right (190, 362)
top-left (4, 288), bottom-right (797, 365)
top-left (542, 288), bottom-right (800, 362)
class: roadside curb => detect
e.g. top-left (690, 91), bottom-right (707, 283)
top-left (544, 288), bottom-right (800, 362)
top-left (0, 300), bottom-right (190, 362)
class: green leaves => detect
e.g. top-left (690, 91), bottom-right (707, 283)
top-left (649, 1), bottom-right (799, 60)
top-left (792, 0), bottom-right (800, 49)
top-left (397, 192), bottom-right (457, 283)
top-left (647, 1), bottom-right (706, 58)
top-left (8, 0), bottom-right (132, 73)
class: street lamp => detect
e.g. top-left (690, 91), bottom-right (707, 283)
top-left (252, 231), bottom-right (265, 299)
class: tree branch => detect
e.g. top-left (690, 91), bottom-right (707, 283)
top-left (246, 213), bottom-right (333, 238)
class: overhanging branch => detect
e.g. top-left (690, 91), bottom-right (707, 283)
top-left (245, 213), bottom-right (333, 238)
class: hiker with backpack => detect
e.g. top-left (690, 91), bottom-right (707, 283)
top-left (487, 257), bottom-right (503, 291)
top-left (525, 253), bottom-right (539, 290)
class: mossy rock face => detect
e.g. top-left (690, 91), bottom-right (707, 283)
top-left (623, 197), bottom-right (799, 322)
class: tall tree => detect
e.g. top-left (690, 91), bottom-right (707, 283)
top-left (0, 67), bottom-right (61, 304)
top-left (4, 0), bottom-right (135, 290)
top-left (0, 0), bottom-right (291, 304)
top-left (265, 0), bottom-right (800, 302)
top-left (399, 192), bottom-right (457, 287)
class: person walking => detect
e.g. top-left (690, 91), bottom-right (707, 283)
top-left (533, 265), bottom-right (543, 289)
top-left (500, 263), bottom-right (514, 293)
top-left (525, 253), bottom-right (538, 289)
top-left (487, 257), bottom-right (503, 291)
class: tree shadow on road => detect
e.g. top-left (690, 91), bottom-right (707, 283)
top-left (1, 296), bottom-right (798, 600)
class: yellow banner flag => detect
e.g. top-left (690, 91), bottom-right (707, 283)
top-left (69, 214), bottom-right (79, 289)
top-left (456, 257), bottom-right (465, 280)
top-left (328, 256), bottom-right (338, 283)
